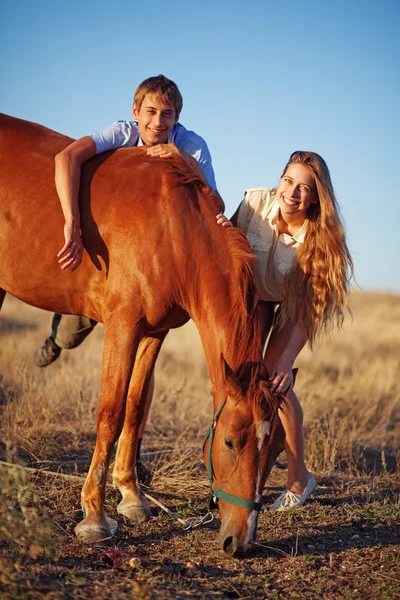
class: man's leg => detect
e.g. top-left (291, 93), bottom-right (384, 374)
top-left (34, 314), bottom-right (98, 367)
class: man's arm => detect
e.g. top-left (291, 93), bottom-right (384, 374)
top-left (147, 125), bottom-right (218, 189)
top-left (55, 136), bottom-right (97, 271)
top-left (56, 121), bottom-right (140, 271)
top-left (147, 143), bottom-right (224, 211)
top-left (146, 143), bottom-right (205, 180)
top-left (181, 135), bottom-right (217, 191)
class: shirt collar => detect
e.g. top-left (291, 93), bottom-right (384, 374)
top-left (170, 123), bottom-right (180, 143)
top-left (268, 195), bottom-right (307, 244)
top-left (292, 220), bottom-right (307, 243)
top-left (267, 196), bottom-right (280, 236)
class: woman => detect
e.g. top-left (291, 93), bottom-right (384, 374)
top-left (217, 150), bottom-right (354, 511)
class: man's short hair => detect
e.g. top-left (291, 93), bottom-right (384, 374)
top-left (134, 75), bottom-right (183, 119)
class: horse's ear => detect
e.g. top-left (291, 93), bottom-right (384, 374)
top-left (220, 354), bottom-right (244, 399)
top-left (292, 368), bottom-right (298, 385)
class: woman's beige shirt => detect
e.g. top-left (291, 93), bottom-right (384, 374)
top-left (237, 188), bottom-right (307, 302)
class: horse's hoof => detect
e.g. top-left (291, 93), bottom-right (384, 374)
top-left (117, 495), bottom-right (152, 522)
top-left (74, 515), bottom-right (117, 545)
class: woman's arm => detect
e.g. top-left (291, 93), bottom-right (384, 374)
top-left (55, 136), bottom-right (97, 271)
top-left (264, 316), bottom-right (308, 394)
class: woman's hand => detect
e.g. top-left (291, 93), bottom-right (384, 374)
top-left (216, 213), bottom-right (233, 227)
top-left (268, 357), bottom-right (295, 394)
top-left (57, 222), bottom-right (83, 271)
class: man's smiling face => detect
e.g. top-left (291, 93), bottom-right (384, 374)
top-left (132, 94), bottom-right (177, 146)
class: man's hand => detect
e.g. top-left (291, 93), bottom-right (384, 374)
top-left (146, 144), bottom-right (180, 158)
top-left (216, 213), bottom-right (233, 227)
top-left (57, 222), bottom-right (83, 271)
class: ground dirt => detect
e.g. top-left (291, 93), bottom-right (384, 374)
top-left (0, 294), bottom-right (399, 599)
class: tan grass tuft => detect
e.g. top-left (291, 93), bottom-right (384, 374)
top-left (0, 443), bottom-right (62, 560)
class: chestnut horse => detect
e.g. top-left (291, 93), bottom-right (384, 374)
top-left (0, 114), bottom-right (284, 556)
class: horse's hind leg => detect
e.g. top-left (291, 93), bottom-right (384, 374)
top-left (74, 316), bottom-right (146, 544)
top-left (112, 331), bottom-right (168, 522)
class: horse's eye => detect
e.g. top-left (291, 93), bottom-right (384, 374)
top-left (225, 439), bottom-right (234, 450)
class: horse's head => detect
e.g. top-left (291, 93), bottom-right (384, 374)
top-left (203, 359), bottom-right (285, 557)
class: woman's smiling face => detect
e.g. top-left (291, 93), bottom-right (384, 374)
top-left (276, 163), bottom-right (318, 219)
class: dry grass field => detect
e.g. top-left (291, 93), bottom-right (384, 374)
top-left (0, 291), bottom-right (399, 599)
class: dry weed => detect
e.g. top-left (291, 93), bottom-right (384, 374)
top-left (0, 443), bottom-right (62, 561)
top-left (0, 292), bottom-right (399, 477)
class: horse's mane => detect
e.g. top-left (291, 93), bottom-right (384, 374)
top-left (167, 154), bottom-right (262, 369)
top-left (165, 154), bottom-right (279, 424)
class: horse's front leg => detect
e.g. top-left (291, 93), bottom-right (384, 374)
top-left (112, 332), bottom-right (168, 521)
top-left (74, 318), bottom-right (145, 543)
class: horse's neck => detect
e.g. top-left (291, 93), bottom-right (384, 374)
top-left (191, 288), bottom-right (260, 395)
top-left (175, 221), bottom-right (260, 393)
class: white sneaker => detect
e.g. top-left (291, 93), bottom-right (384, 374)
top-left (269, 475), bottom-right (317, 512)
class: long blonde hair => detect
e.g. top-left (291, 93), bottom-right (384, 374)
top-left (278, 151), bottom-right (354, 346)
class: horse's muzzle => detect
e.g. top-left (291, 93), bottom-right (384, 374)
top-left (219, 523), bottom-right (254, 557)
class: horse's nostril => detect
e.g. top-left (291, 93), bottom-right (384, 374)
top-left (223, 536), bottom-right (234, 555)
top-left (223, 536), bottom-right (242, 557)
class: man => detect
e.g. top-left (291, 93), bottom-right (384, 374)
top-left (34, 75), bottom-right (219, 483)
top-left (35, 74), bottom-right (218, 367)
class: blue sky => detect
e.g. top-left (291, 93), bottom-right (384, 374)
top-left (1, 0), bottom-right (399, 293)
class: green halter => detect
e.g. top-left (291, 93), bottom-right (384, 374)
top-left (202, 399), bottom-right (262, 512)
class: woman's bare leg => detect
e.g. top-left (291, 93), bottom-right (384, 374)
top-left (262, 306), bottom-right (310, 494)
top-left (277, 390), bottom-right (308, 493)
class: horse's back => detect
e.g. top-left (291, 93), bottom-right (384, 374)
top-left (0, 113), bottom-right (211, 225)
top-left (0, 114), bottom-right (73, 243)
top-left (0, 115), bottom-right (216, 321)
top-left (0, 113), bottom-right (73, 159)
